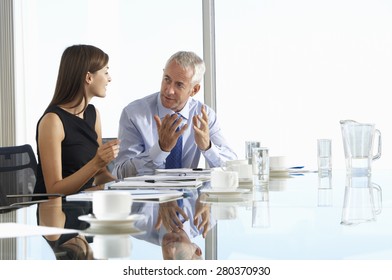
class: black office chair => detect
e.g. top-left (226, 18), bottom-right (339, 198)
top-left (0, 144), bottom-right (47, 213)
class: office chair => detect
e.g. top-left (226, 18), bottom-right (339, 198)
top-left (0, 144), bottom-right (46, 213)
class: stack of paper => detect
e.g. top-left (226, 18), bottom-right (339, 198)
top-left (66, 189), bottom-right (184, 203)
top-left (155, 168), bottom-right (211, 177)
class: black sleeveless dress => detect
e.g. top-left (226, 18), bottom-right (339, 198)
top-left (34, 104), bottom-right (98, 195)
top-left (34, 105), bottom-right (98, 246)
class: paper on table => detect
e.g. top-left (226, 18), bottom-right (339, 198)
top-left (66, 189), bottom-right (184, 202)
top-left (0, 223), bottom-right (78, 239)
top-left (155, 168), bottom-right (211, 175)
top-left (124, 174), bottom-right (211, 181)
top-left (107, 179), bottom-right (203, 189)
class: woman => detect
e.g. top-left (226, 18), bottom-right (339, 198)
top-left (34, 45), bottom-right (119, 246)
top-left (34, 44), bottom-right (119, 196)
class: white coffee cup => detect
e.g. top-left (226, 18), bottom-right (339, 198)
top-left (93, 191), bottom-right (132, 220)
top-left (227, 164), bottom-right (252, 180)
top-left (93, 235), bottom-right (132, 259)
top-left (211, 170), bottom-right (239, 190)
top-left (269, 156), bottom-right (288, 171)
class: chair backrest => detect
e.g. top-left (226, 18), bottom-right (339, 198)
top-left (0, 144), bottom-right (37, 207)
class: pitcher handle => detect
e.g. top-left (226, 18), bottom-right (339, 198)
top-left (373, 129), bottom-right (382, 160)
top-left (372, 183), bottom-right (382, 215)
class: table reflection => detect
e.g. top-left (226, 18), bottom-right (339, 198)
top-left (34, 187), bottom-right (218, 260)
top-left (3, 170), bottom-right (392, 260)
top-left (131, 189), bottom-right (213, 260)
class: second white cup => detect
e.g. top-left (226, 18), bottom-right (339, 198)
top-left (211, 170), bottom-right (239, 190)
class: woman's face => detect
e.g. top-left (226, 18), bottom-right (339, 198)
top-left (87, 65), bottom-right (112, 98)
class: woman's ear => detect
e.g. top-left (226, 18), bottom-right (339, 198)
top-left (85, 72), bottom-right (93, 84)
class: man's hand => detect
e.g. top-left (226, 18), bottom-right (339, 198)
top-left (155, 201), bottom-right (189, 232)
top-left (194, 193), bottom-right (211, 238)
top-left (154, 114), bottom-right (188, 152)
top-left (193, 105), bottom-right (211, 151)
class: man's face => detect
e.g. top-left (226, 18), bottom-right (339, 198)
top-left (160, 60), bottom-right (198, 112)
top-left (161, 229), bottom-right (201, 260)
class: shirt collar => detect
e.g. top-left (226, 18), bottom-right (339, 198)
top-left (156, 92), bottom-right (191, 120)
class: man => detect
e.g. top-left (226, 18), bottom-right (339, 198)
top-left (113, 51), bottom-right (237, 178)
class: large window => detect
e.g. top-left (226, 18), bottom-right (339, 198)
top-left (14, 0), bottom-right (203, 259)
top-left (15, 0), bottom-right (204, 146)
top-left (215, 0), bottom-right (392, 169)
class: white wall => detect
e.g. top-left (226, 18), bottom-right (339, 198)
top-left (15, 0), bottom-right (392, 171)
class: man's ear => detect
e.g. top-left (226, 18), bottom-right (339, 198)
top-left (193, 243), bottom-right (202, 256)
top-left (190, 84), bottom-right (201, 97)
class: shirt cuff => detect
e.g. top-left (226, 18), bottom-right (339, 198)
top-left (201, 143), bottom-right (221, 167)
top-left (150, 142), bottom-right (170, 165)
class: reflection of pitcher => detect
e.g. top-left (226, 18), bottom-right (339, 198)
top-left (341, 175), bottom-right (382, 226)
top-left (340, 120), bottom-right (381, 175)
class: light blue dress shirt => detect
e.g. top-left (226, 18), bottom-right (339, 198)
top-left (113, 92), bottom-right (237, 178)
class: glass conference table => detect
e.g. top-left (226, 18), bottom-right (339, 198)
top-left (1, 169), bottom-right (392, 260)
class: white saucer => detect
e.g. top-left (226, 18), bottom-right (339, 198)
top-left (82, 226), bottom-right (145, 236)
top-left (79, 214), bottom-right (145, 236)
top-left (200, 188), bottom-right (250, 196)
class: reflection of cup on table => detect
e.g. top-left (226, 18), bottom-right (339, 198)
top-left (211, 170), bottom-right (239, 190)
top-left (93, 191), bottom-right (132, 220)
top-left (211, 204), bottom-right (238, 220)
top-left (269, 177), bottom-right (288, 191)
top-left (93, 235), bottom-right (132, 259)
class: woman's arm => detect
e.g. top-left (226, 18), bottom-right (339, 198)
top-left (38, 112), bottom-right (118, 195)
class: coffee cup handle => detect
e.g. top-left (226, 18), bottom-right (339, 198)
top-left (373, 129), bottom-right (382, 161)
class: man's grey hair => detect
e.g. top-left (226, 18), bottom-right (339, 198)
top-left (165, 51), bottom-right (206, 86)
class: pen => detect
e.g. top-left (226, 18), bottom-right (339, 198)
top-left (192, 168), bottom-right (210, 171)
top-left (145, 179), bottom-right (197, 183)
top-left (289, 166), bottom-right (305, 169)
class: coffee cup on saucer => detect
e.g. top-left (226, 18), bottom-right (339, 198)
top-left (269, 156), bottom-right (288, 171)
top-left (92, 191), bottom-right (132, 220)
top-left (225, 159), bottom-right (252, 182)
top-left (211, 170), bottom-right (239, 190)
